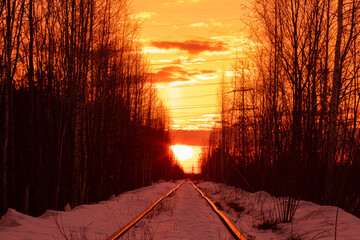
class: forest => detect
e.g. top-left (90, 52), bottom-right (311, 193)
top-left (0, 0), bottom-right (184, 217)
top-left (2, 0), bottom-right (360, 221)
top-left (201, 0), bottom-right (360, 218)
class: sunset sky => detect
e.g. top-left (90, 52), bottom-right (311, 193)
top-left (132, 0), bottom-right (250, 172)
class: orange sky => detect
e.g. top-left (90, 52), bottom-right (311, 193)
top-left (132, 0), bottom-right (250, 172)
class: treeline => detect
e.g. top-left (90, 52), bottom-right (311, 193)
top-left (0, 0), bottom-right (183, 216)
top-left (201, 0), bottom-right (360, 217)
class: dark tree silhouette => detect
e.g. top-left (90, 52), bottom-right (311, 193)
top-left (201, 0), bottom-right (360, 217)
top-left (0, 0), bottom-right (184, 217)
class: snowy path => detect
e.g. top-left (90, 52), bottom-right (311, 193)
top-left (122, 181), bottom-right (234, 240)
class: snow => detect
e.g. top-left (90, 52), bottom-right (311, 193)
top-left (1, 180), bottom-right (359, 240)
top-left (121, 181), bottom-right (234, 239)
top-left (196, 181), bottom-right (360, 240)
top-left (0, 180), bottom-right (178, 240)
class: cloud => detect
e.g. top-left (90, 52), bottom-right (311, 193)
top-left (150, 59), bottom-right (183, 65)
top-left (143, 46), bottom-right (179, 54)
top-left (210, 34), bottom-right (252, 51)
top-left (150, 58), bottom-right (208, 65)
top-left (150, 40), bottom-right (228, 54)
top-left (152, 66), bottom-right (191, 83)
top-left (188, 69), bottom-right (216, 76)
top-left (151, 65), bottom-right (217, 83)
top-left (165, 0), bottom-right (200, 6)
top-left (188, 22), bottom-right (209, 28)
top-left (171, 114), bottom-right (220, 132)
top-left (133, 12), bottom-right (157, 20)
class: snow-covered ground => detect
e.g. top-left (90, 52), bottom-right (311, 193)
top-left (121, 181), bottom-right (233, 239)
top-left (0, 180), bottom-right (178, 240)
top-left (0, 180), bottom-right (359, 240)
top-left (196, 181), bottom-right (360, 240)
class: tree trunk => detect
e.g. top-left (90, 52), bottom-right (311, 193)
top-left (25, 0), bottom-right (35, 215)
top-left (2, 0), bottom-right (13, 212)
top-left (72, 101), bottom-right (82, 207)
top-left (325, 0), bottom-right (343, 202)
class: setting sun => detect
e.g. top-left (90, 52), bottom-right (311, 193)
top-left (132, 0), bottom-right (248, 172)
top-left (171, 145), bottom-right (195, 161)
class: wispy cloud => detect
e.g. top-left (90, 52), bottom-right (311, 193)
top-left (133, 12), bottom-right (157, 20)
top-left (211, 21), bottom-right (233, 28)
top-left (150, 57), bottom-right (208, 66)
top-left (143, 46), bottom-right (179, 54)
top-left (188, 22), bottom-right (209, 28)
top-left (151, 65), bottom-right (217, 83)
top-left (150, 59), bottom-right (183, 65)
top-left (171, 114), bottom-right (220, 131)
top-left (210, 34), bottom-right (253, 51)
top-left (152, 66), bottom-right (192, 83)
top-left (165, 0), bottom-right (201, 6)
top-left (150, 40), bottom-right (228, 54)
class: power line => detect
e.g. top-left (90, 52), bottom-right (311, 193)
top-left (164, 93), bottom-right (218, 100)
top-left (150, 58), bottom-right (236, 66)
top-left (171, 105), bottom-right (217, 110)
top-left (172, 113), bottom-right (219, 118)
top-left (143, 17), bottom-right (240, 28)
top-left (158, 81), bottom-right (235, 88)
top-left (149, 7), bottom-right (245, 15)
top-left (169, 103), bottom-right (215, 108)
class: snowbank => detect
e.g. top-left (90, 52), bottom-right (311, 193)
top-left (0, 181), bottom-right (178, 240)
top-left (197, 181), bottom-right (360, 240)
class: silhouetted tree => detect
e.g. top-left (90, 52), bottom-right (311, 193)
top-left (0, 0), bottom-right (183, 217)
top-left (201, 0), bottom-right (360, 217)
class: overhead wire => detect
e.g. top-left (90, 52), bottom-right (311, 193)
top-left (156, 81), bottom-right (235, 89)
top-left (164, 93), bottom-right (218, 100)
top-left (172, 113), bottom-right (219, 118)
top-left (169, 103), bottom-right (215, 108)
top-left (143, 17), bottom-right (240, 28)
top-left (149, 58), bottom-right (237, 65)
top-left (135, 6), bottom-right (239, 121)
top-left (171, 105), bottom-right (216, 110)
top-left (149, 7), bottom-right (245, 14)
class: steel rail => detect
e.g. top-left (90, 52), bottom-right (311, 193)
top-left (189, 180), bottom-right (247, 240)
top-left (107, 180), bottom-right (186, 240)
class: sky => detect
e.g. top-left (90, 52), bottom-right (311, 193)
top-left (131, 0), bottom-right (250, 172)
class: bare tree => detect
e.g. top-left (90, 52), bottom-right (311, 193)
top-left (202, 0), bottom-right (360, 217)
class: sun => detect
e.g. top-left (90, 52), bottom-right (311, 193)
top-left (171, 145), bottom-right (195, 161)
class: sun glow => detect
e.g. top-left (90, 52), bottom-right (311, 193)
top-left (171, 145), bottom-right (195, 161)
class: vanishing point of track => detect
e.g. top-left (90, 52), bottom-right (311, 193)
top-left (107, 179), bottom-right (247, 240)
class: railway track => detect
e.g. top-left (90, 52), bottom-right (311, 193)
top-left (107, 179), bottom-right (247, 240)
